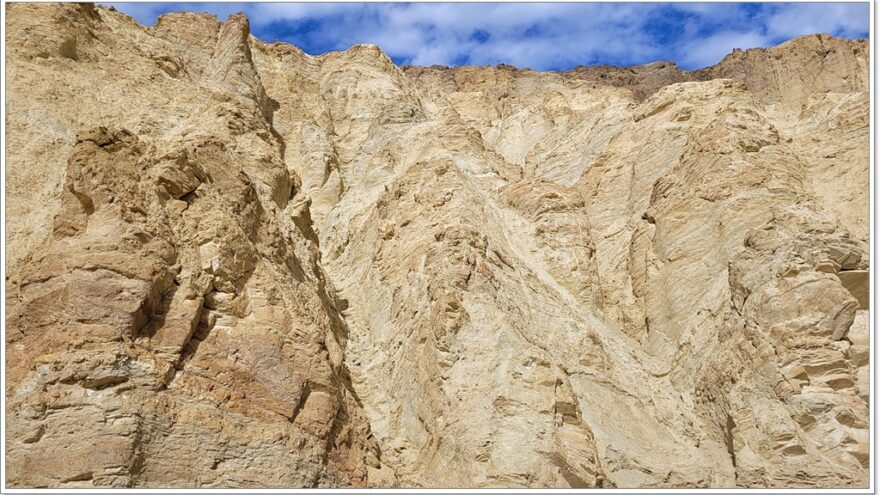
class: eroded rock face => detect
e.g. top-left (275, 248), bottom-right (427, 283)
top-left (5, 4), bottom-right (869, 488)
top-left (5, 5), bottom-right (388, 488)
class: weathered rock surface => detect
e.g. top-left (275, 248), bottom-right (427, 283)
top-left (5, 4), bottom-right (869, 488)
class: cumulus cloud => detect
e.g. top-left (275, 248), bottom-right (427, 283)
top-left (107, 2), bottom-right (869, 70)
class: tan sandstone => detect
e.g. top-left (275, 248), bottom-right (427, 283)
top-left (4, 4), bottom-right (870, 488)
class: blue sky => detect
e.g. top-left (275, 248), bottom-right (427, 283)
top-left (107, 2), bottom-right (869, 70)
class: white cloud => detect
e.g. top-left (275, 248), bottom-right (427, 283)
top-left (676, 30), bottom-right (772, 69)
top-left (106, 2), bottom-right (869, 71)
top-left (765, 3), bottom-right (870, 39)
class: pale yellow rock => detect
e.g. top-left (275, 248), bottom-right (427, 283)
top-left (4, 4), bottom-right (869, 489)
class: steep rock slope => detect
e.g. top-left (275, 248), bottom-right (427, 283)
top-left (5, 5), bottom-right (392, 487)
top-left (4, 4), bottom-right (870, 488)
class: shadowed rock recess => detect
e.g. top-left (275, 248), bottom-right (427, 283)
top-left (4, 4), bottom-right (870, 488)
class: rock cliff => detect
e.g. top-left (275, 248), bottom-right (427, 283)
top-left (4, 4), bottom-right (870, 488)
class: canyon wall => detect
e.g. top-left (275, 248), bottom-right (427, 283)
top-left (5, 4), bottom-right (870, 488)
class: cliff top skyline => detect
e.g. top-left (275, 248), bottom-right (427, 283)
top-left (106, 2), bottom-right (869, 70)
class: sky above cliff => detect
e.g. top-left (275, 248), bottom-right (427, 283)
top-left (107, 2), bottom-right (869, 70)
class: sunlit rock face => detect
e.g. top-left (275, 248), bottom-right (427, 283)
top-left (5, 4), bottom-right (869, 488)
